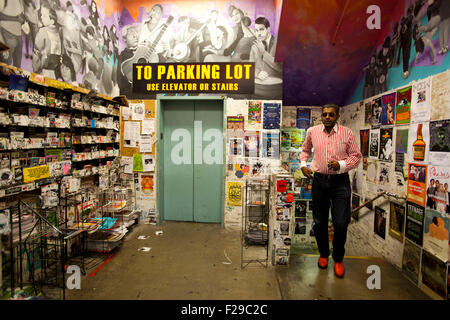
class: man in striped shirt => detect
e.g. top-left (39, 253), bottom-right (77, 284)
top-left (300, 104), bottom-right (362, 278)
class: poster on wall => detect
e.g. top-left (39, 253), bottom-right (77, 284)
top-left (421, 250), bottom-right (447, 299)
top-left (408, 122), bottom-right (430, 163)
top-left (226, 182), bottom-right (243, 206)
top-left (295, 200), bottom-right (307, 218)
top-left (371, 97), bottom-right (382, 128)
top-left (402, 239), bottom-right (422, 284)
top-left (233, 158), bottom-right (250, 179)
top-left (374, 206), bottom-right (386, 240)
top-left (407, 163), bottom-right (427, 207)
top-left (405, 201), bottom-right (425, 246)
top-left (429, 120), bottom-right (450, 166)
top-left (263, 103), bottom-right (281, 129)
top-left (310, 108), bottom-right (322, 127)
top-left (351, 193), bottom-right (360, 221)
top-left (248, 101), bottom-right (262, 126)
top-left (381, 92), bottom-right (396, 125)
top-left (411, 77), bottom-right (431, 123)
top-left (395, 86), bottom-right (412, 124)
top-left (282, 107), bottom-right (296, 128)
top-left (395, 127), bottom-right (409, 154)
top-left (389, 202), bottom-right (405, 242)
top-left (366, 160), bottom-right (378, 193)
top-left (296, 108), bottom-right (311, 129)
top-left (228, 138), bottom-right (244, 156)
top-left (431, 71), bottom-right (450, 121)
top-left (379, 127), bottom-right (393, 161)
top-left (141, 174), bottom-right (154, 196)
top-left (423, 208), bottom-right (449, 262)
top-left (426, 165), bottom-right (450, 215)
top-left (364, 101), bottom-right (372, 126)
top-left (244, 131), bottom-right (260, 158)
top-left (281, 128), bottom-right (305, 152)
top-left (377, 162), bottom-right (392, 192)
top-left (262, 132), bottom-right (280, 158)
top-left (227, 116), bottom-right (244, 138)
top-left (369, 129), bottom-right (380, 159)
top-left (360, 129), bottom-right (370, 157)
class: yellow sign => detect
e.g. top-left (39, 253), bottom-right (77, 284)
top-left (227, 182), bottom-right (243, 206)
top-left (23, 165), bottom-right (50, 183)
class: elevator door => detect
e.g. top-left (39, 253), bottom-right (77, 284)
top-left (163, 100), bottom-right (223, 223)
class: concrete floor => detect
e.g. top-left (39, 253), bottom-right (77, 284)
top-left (66, 221), bottom-right (430, 300)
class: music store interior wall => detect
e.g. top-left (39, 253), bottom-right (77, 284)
top-left (0, 0), bottom-right (448, 302)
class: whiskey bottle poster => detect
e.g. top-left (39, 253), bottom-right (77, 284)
top-left (369, 128), bottom-right (380, 160)
top-left (411, 77), bottom-right (431, 123)
top-left (395, 86), bottom-right (412, 124)
top-left (379, 127), bottom-right (393, 161)
top-left (408, 122), bottom-right (430, 163)
top-left (407, 163), bottom-right (428, 207)
top-left (429, 120), bottom-right (450, 166)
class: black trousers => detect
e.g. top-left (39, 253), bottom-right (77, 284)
top-left (312, 172), bottom-right (351, 263)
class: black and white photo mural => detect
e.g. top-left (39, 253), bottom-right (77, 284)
top-left (0, 0), bottom-right (283, 99)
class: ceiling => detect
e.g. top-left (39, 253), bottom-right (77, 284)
top-left (275, 0), bottom-right (407, 107)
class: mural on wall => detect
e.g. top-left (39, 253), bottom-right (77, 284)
top-left (0, 0), bottom-right (283, 99)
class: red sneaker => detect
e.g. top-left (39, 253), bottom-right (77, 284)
top-left (334, 261), bottom-right (345, 277)
top-left (317, 256), bottom-right (328, 269)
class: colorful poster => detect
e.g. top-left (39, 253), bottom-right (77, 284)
top-left (395, 86), bottom-right (412, 124)
top-left (423, 208), bottom-right (449, 262)
top-left (421, 250), bottom-right (447, 299)
top-left (226, 182), bottom-right (243, 206)
top-left (411, 77), bottom-right (431, 123)
top-left (379, 127), bottom-right (393, 161)
top-left (407, 163), bottom-right (427, 207)
top-left (228, 138), bottom-right (244, 156)
top-left (262, 132), bottom-right (280, 158)
top-left (132, 154), bottom-right (143, 172)
top-left (429, 120), bottom-right (450, 166)
top-left (426, 165), bottom-right (450, 215)
top-left (381, 92), bottom-right (396, 125)
top-left (226, 116), bottom-right (244, 138)
top-left (263, 103), bottom-right (281, 129)
top-left (244, 131), bottom-right (260, 157)
top-left (406, 201), bottom-right (425, 246)
top-left (369, 129), bottom-right (380, 159)
top-left (389, 202), bottom-right (405, 242)
top-left (408, 122), bottom-right (430, 163)
top-left (431, 71), bottom-right (450, 121)
top-left (234, 159), bottom-right (250, 179)
top-left (141, 174), bottom-right (154, 195)
top-left (281, 128), bottom-right (305, 152)
top-left (281, 130), bottom-right (291, 151)
top-left (360, 129), bottom-right (370, 157)
top-left (395, 127), bottom-right (409, 154)
top-left (296, 108), bottom-right (311, 129)
top-left (248, 101), bottom-right (262, 124)
top-left (371, 97), bottom-right (382, 128)
top-left (374, 206), bottom-right (386, 240)
top-left (402, 239), bottom-right (422, 284)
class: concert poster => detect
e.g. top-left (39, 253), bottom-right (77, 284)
top-left (389, 202), bottom-right (405, 242)
top-left (296, 108), bottom-right (311, 129)
top-left (360, 129), bottom-right (370, 157)
top-left (379, 127), bottom-right (393, 161)
top-left (405, 201), bottom-right (425, 246)
top-left (429, 120), bottom-right (450, 166)
top-left (381, 92), bottom-right (396, 125)
top-left (421, 249), bottom-right (447, 299)
top-left (263, 103), bottom-right (281, 129)
top-left (407, 163), bottom-right (427, 207)
top-left (395, 86), bottom-right (412, 124)
top-left (374, 206), bottom-right (386, 240)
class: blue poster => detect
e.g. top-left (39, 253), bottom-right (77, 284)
top-left (296, 108), bottom-right (311, 129)
top-left (263, 103), bottom-right (281, 129)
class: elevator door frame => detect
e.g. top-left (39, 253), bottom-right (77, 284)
top-left (157, 95), bottom-right (226, 227)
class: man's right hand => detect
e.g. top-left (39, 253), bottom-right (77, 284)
top-left (301, 167), bottom-right (313, 179)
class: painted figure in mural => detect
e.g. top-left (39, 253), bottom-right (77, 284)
top-left (118, 24), bottom-right (139, 97)
top-left (23, 0), bottom-right (38, 60)
top-left (0, 0), bottom-right (26, 67)
top-left (300, 104), bottom-right (362, 278)
top-left (249, 16), bottom-right (283, 99)
top-left (376, 36), bottom-right (391, 94)
top-left (391, 22), bottom-right (401, 67)
top-left (81, 25), bottom-right (103, 90)
top-left (167, 16), bottom-right (201, 63)
top-left (203, 25), bottom-right (231, 62)
top-left (363, 54), bottom-right (378, 99)
top-left (60, 1), bottom-right (83, 74)
top-left (438, 0), bottom-right (450, 54)
top-left (110, 24), bottom-right (119, 88)
top-left (100, 25), bottom-right (114, 95)
top-left (224, 6), bottom-right (255, 62)
top-left (414, 0), bottom-right (440, 64)
top-left (397, 5), bottom-right (414, 79)
top-left (33, 3), bottom-right (62, 79)
top-left (57, 53), bottom-right (77, 85)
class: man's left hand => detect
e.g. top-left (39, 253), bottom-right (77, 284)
top-left (327, 160), bottom-right (340, 171)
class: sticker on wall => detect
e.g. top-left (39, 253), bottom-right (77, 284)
top-left (295, 200), bottom-right (307, 218)
top-left (407, 163), bottom-right (427, 207)
top-left (351, 193), bottom-right (360, 221)
top-left (426, 165), bottom-right (450, 215)
top-left (402, 239), bottom-right (422, 284)
top-left (280, 128), bottom-right (305, 152)
top-left (395, 86), bottom-right (412, 124)
top-left (389, 202), bottom-right (405, 242)
top-left (395, 127), bottom-right (409, 154)
top-left (141, 174), bottom-right (154, 196)
top-left (226, 181), bottom-right (243, 207)
top-left (429, 120), bottom-right (450, 166)
top-left (227, 116), bottom-right (244, 138)
top-left (411, 77), bottom-right (431, 123)
top-left (282, 107), bottom-right (296, 128)
top-left (381, 92), bottom-right (396, 125)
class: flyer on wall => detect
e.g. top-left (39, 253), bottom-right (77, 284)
top-left (369, 129), bottom-right (380, 160)
top-left (407, 163), bottom-right (427, 207)
top-left (395, 86), bottom-right (412, 124)
top-left (429, 119), bottom-right (450, 166)
top-left (411, 77), bottom-right (431, 123)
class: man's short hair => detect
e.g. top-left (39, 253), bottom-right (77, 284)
top-left (122, 24), bottom-right (138, 39)
top-left (255, 17), bottom-right (270, 29)
top-left (322, 104), bottom-right (340, 116)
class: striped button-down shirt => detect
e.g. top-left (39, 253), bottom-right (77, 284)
top-left (300, 124), bottom-right (362, 174)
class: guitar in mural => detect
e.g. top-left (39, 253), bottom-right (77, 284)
top-left (121, 16), bottom-right (174, 84)
top-left (169, 20), bottom-right (210, 62)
